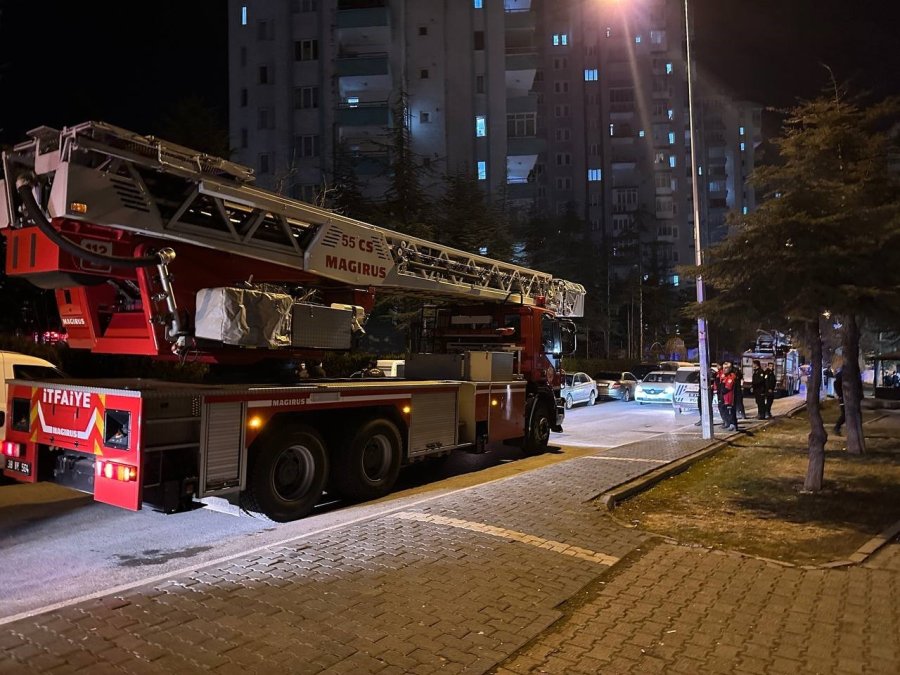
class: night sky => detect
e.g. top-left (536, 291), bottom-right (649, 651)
top-left (0, 0), bottom-right (897, 147)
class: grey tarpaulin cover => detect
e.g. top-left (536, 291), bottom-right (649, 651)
top-left (194, 287), bottom-right (293, 348)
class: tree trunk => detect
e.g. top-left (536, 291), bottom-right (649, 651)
top-left (804, 320), bottom-right (827, 491)
top-left (842, 314), bottom-right (866, 454)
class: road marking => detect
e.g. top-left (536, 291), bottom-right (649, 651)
top-left (583, 456), bottom-right (669, 464)
top-left (389, 511), bottom-right (619, 566)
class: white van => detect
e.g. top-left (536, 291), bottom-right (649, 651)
top-left (672, 365), bottom-right (719, 416)
top-left (1, 351), bottom-right (65, 441)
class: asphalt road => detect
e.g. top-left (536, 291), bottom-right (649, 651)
top-left (0, 396), bottom-right (764, 623)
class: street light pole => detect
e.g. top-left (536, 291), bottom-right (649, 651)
top-left (685, 0), bottom-right (713, 438)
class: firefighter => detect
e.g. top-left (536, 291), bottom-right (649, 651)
top-left (716, 361), bottom-right (738, 431)
top-left (751, 360), bottom-right (766, 419)
top-left (762, 363), bottom-right (776, 419)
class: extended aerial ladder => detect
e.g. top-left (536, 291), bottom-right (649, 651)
top-left (1, 122), bottom-right (584, 361)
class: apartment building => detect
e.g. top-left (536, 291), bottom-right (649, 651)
top-left (228, 0), bottom-right (759, 280)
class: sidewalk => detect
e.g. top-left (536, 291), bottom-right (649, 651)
top-left (1, 399), bottom-right (897, 675)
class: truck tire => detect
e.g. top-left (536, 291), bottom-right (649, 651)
top-left (243, 426), bottom-right (328, 522)
top-left (332, 419), bottom-right (402, 502)
top-left (523, 401), bottom-right (551, 456)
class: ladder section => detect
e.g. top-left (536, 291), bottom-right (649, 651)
top-left (2, 122), bottom-right (585, 317)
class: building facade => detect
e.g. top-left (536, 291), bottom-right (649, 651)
top-left (228, 0), bottom-right (759, 280)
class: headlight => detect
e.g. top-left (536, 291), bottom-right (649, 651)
top-left (665, 387), bottom-right (674, 394)
top-left (635, 386), bottom-right (643, 393)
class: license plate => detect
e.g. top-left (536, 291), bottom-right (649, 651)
top-left (5, 457), bottom-right (32, 476)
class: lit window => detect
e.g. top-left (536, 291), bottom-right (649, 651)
top-left (740, 142), bottom-right (746, 151)
top-left (241, 5), bottom-right (247, 25)
top-left (475, 115), bottom-right (486, 137)
top-left (669, 156), bottom-right (676, 168)
top-left (740, 126), bottom-right (746, 136)
top-left (553, 33), bottom-right (568, 46)
top-left (672, 274), bottom-right (680, 287)
top-left (588, 169), bottom-right (602, 182)
top-left (639, 130), bottom-right (646, 138)
top-left (668, 132), bottom-right (675, 145)
top-left (584, 69), bottom-right (598, 81)
top-left (667, 109), bottom-right (674, 120)
top-left (477, 161), bottom-right (487, 180)
top-left (347, 96), bottom-right (359, 107)
top-left (743, 206), bottom-right (749, 214)
top-left (609, 123), bottom-right (615, 136)
top-left (666, 63), bottom-right (673, 74)
top-left (635, 35), bottom-right (642, 44)
top-left (479, 246), bottom-right (488, 255)
top-left (474, 0), bottom-right (483, 7)
top-left (698, 166), bottom-right (703, 175)
top-left (562, 34), bottom-right (568, 45)
top-left (553, 34), bottom-right (559, 46)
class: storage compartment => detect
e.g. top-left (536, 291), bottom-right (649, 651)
top-left (194, 287), bottom-right (292, 348)
top-left (291, 303), bottom-right (353, 349)
top-left (404, 352), bottom-right (514, 382)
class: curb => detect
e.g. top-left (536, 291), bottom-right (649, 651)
top-left (598, 435), bottom-right (732, 511)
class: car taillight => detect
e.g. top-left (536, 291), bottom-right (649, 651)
top-left (2, 441), bottom-right (22, 457)
top-left (96, 460), bottom-right (137, 482)
top-left (611, 383), bottom-right (621, 388)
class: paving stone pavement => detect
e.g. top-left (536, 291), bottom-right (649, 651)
top-left (2, 405), bottom-right (897, 675)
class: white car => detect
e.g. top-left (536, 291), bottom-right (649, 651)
top-left (561, 372), bottom-right (597, 409)
top-left (672, 366), bottom-right (719, 416)
top-left (635, 371), bottom-right (677, 405)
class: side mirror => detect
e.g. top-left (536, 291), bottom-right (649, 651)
top-left (560, 321), bottom-right (577, 356)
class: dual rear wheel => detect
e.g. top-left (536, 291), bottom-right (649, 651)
top-left (244, 418), bottom-right (402, 522)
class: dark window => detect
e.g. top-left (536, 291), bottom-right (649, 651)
top-left (474, 31), bottom-right (484, 50)
top-left (259, 154), bottom-right (270, 175)
top-left (295, 39), bottom-right (319, 61)
top-left (240, 88), bottom-right (248, 107)
top-left (240, 128), bottom-right (248, 148)
top-left (295, 135), bottom-right (321, 158)
top-left (420, 69), bottom-right (429, 79)
top-left (418, 25), bottom-right (428, 36)
top-left (476, 75), bottom-right (485, 93)
top-left (259, 66), bottom-right (269, 84)
top-left (240, 47), bottom-right (247, 67)
top-left (294, 86), bottom-right (319, 109)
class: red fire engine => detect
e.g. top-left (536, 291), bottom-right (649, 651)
top-left (0, 122), bottom-right (585, 521)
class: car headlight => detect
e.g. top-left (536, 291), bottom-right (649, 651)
top-left (665, 387), bottom-right (674, 394)
top-left (635, 386), bottom-right (643, 393)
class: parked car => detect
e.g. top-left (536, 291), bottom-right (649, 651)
top-left (593, 371), bottom-right (638, 402)
top-left (1, 350), bottom-right (65, 441)
top-left (561, 372), bottom-right (597, 409)
top-left (628, 363), bottom-right (660, 381)
top-left (634, 371), bottom-right (677, 405)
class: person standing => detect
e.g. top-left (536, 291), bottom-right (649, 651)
top-left (751, 360), bottom-right (766, 419)
top-left (733, 364), bottom-right (746, 419)
top-left (716, 362), bottom-right (738, 431)
top-left (833, 367), bottom-right (845, 434)
top-left (763, 363), bottom-right (776, 419)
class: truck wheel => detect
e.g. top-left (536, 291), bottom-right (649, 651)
top-left (333, 419), bottom-right (402, 502)
top-left (244, 426), bottom-right (328, 522)
top-left (523, 402), bottom-right (551, 456)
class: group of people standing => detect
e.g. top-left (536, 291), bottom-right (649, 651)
top-left (711, 360), bottom-right (775, 432)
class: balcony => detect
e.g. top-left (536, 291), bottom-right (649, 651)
top-left (507, 136), bottom-right (545, 156)
top-left (507, 94), bottom-right (538, 114)
top-left (336, 53), bottom-right (389, 77)
top-left (506, 50), bottom-right (539, 72)
top-left (504, 8), bottom-right (535, 31)
top-left (337, 6), bottom-right (389, 29)
top-left (337, 101), bottom-right (390, 127)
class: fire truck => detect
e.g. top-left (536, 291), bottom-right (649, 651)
top-left (740, 334), bottom-right (801, 396)
top-left (0, 122), bottom-right (585, 521)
